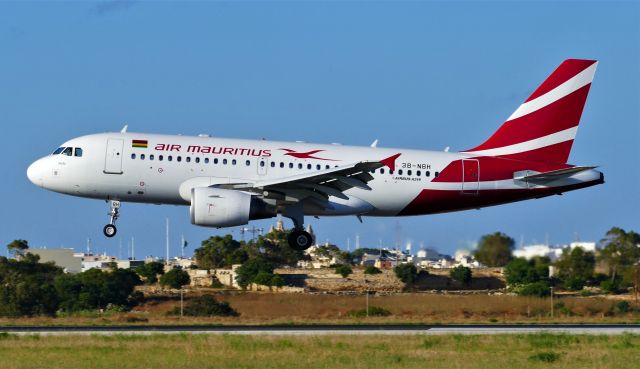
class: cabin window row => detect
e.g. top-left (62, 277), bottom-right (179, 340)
top-left (129, 153), bottom-right (439, 177)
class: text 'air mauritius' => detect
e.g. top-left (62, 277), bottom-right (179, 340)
top-left (154, 143), bottom-right (271, 157)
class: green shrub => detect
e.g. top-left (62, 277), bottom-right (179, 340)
top-left (450, 265), bottom-right (472, 286)
top-left (600, 279), bottom-right (621, 294)
top-left (364, 266), bottom-right (382, 275)
top-left (335, 264), bottom-right (353, 278)
top-left (211, 277), bottom-right (224, 288)
top-left (614, 300), bottom-right (631, 314)
top-left (159, 269), bottom-right (190, 289)
top-left (394, 264), bottom-right (418, 285)
top-left (168, 295), bottom-right (238, 317)
top-left (347, 306), bottom-right (391, 318)
top-left (516, 281), bottom-right (550, 297)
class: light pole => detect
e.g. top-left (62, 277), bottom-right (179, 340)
top-left (550, 286), bottom-right (554, 319)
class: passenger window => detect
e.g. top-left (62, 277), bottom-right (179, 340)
top-left (425, 171), bottom-right (430, 177)
top-left (213, 158), bottom-right (218, 164)
top-left (390, 170), bottom-right (394, 175)
top-left (53, 147), bottom-right (65, 155)
top-left (280, 162), bottom-right (284, 168)
top-left (316, 164), bottom-right (321, 170)
top-left (417, 170), bottom-right (421, 176)
top-left (168, 156), bottom-right (173, 162)
top-left (270, 162), bottom-right (275, 168)
top-left (223, 159), bottom-right (228, 165)
top-left (260, 161), bottom-right (265, 167)
top-left (195, 157), bottom-right (200, 163)
top-left (205, 158), bottom-right (209, 164)
top-left (289, 163), bottom-right (293, 169)
top-left (150, 154), bottom-right (155, 160)
top-left (232, 159), bottom-right (236, 165)
top-left (398, 169), bottom-right (403, 175)
top-left (74, 148), bottom-right (83, 157)
top-left (307, 164), bottom-right (312, 170)
top-left (245, 160), bottom-right (251, 166)
top-left (177, 156), bottom-right (182, 162)
top-left (141, 154), bottom-right (146, 160)
top-left (186, 157), bottom-right (191, 163)
top-left (408, 170), bottom-right (412, 176)
top-left (131, 153), bottom-right (136, 159)
top-left (298, 163), bottom-right (303, 169)
top-left (62, 147), bottom-right (73, 156)
top-left (159, 155), bottom-right (164, 161)
top-left (380, 169), bottom-right (385, 174)
top-left (435, 171), bottom-right (439, 177)
top-left (326, 165), bottom-right (330, 169)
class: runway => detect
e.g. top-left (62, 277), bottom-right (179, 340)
top-left (2, 324), bottom-right (640, 335)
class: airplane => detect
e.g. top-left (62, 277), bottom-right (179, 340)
top-left (27, 59), bottom-right (603, 251)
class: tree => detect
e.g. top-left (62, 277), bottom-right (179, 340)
top-left (504, 257), bottom-right (550, 285)
top-left (6, 239), bottom-right (29, 257)
top-left (159, 269), bottom-right (191, 289)
top-left (364, 265), bottom-right (382, 275)
top-left (0, 254), bottom-right (61, 317)
top-left (335, 264), bottom-right (353, 278)
top-left (554, 247), bottom-right (595, 290)
top-left (194, 235), bottom-right (246, 269)
top-left (598, 227), bottom-right (640, 283)
top-left (394, 263), bottom-right (418, 285)
top-left (55, 268), bottom-right (142, 312)
top-left (235, 257), bottom-right (275, 289)
top-left (473, 232), bottom-right (514, 267)
top-left (135, 261), bottom-right (165, 284)
top-left (450, 265), bottom-right (472, 286)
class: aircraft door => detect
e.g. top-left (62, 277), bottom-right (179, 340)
top-left (104, 139), bottom-right (124, 174)
top-left (257, 156), bottom-right (268, 176)
top-left (461, 159), bottom-right (479, 195)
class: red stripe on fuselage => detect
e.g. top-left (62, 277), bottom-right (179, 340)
top-left (433, 156), bottom-right (570, 183)
top-left (525, 59), bottom-right (596, 102)
top-left (398, 179), bottom-right (601, 216)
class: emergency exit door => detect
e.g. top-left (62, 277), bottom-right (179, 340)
top-left (462, 159), bottom-right (479, 195)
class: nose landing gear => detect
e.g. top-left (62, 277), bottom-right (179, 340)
top-left (103, 200), bottom-right (120, 238)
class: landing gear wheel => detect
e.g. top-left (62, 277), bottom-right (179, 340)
top-left (103, 224), bottom-right (117, 238)
top-left (287, 230), bottom-right (313, 251)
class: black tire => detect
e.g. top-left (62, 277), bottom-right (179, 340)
top-left (287, 230), bottom-right (313, 251)
top-left (103, 224), bottom-right (117, 238)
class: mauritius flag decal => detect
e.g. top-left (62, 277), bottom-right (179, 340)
top-left (132, 139), bottom-right (148, 148)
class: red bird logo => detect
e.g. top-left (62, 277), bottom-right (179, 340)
top-left (279, 149), bottom-right (339, 161)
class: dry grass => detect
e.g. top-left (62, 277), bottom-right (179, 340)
top-left (1, 293), bottom-right (639, 326)
top-left (0, 333), bottom-right (639, 369)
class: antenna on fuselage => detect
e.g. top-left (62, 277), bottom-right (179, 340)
top-left (370, 139), bottom-right (379, 148)
top-left (444, 146), bottom-right (450, 152)
top-left (120, 124), bottom-right (128, 133)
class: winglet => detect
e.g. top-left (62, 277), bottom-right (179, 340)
top-left (120, 124), bottom-right (128, 133)
top-left (370, 139), bottom-right (378, 148)
top-left (380, 153), bottom-right (401, 171)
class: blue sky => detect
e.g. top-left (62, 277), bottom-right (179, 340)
top-left (1, 1), bottom-right (638, 258)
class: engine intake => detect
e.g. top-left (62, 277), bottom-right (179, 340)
top-left (190, 187), bottom-right (275, 228)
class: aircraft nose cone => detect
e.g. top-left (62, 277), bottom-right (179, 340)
top-left (27, 159), bottom-right (44, 187)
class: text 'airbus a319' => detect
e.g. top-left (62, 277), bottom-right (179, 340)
top-left (27, 59), bottom-right (603, 250)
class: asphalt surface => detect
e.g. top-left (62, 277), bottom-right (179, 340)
top-left (2, 324), bottom-right (640, 335)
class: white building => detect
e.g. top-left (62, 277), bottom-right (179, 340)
top-left (513, 241), bottom-right (597, 261)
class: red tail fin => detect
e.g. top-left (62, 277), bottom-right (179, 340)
top-left (465, 59), bottom-right (598, 163)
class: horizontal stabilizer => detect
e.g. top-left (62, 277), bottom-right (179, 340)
top-left (514, 166), bottom-right (597, 182)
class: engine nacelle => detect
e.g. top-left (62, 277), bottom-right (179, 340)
top-left (190, 187), bottom-right (275, 228)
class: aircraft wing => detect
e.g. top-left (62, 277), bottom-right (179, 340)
top-left (221, 153), bottom-right (400, 202)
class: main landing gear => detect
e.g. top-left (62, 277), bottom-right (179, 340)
top-left (103, 200), bottom-right (120, 238)
top-left (283, 204), bottom-right (313, 251)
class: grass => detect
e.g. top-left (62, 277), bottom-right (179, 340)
top-left (0, 293), bottom-right (639, 326)
top-left (0, 333), bottom-right (639, 369)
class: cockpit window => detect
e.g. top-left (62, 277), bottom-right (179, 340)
top-left (53, 147), bottom-right (65, 155)
top-left (74, 148), bottom-right (83, 157)
top-left (62, 147), bottom-right (73, 156)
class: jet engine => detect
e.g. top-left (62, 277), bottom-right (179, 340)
top-left (189, 187), bottom-right (275, 228)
